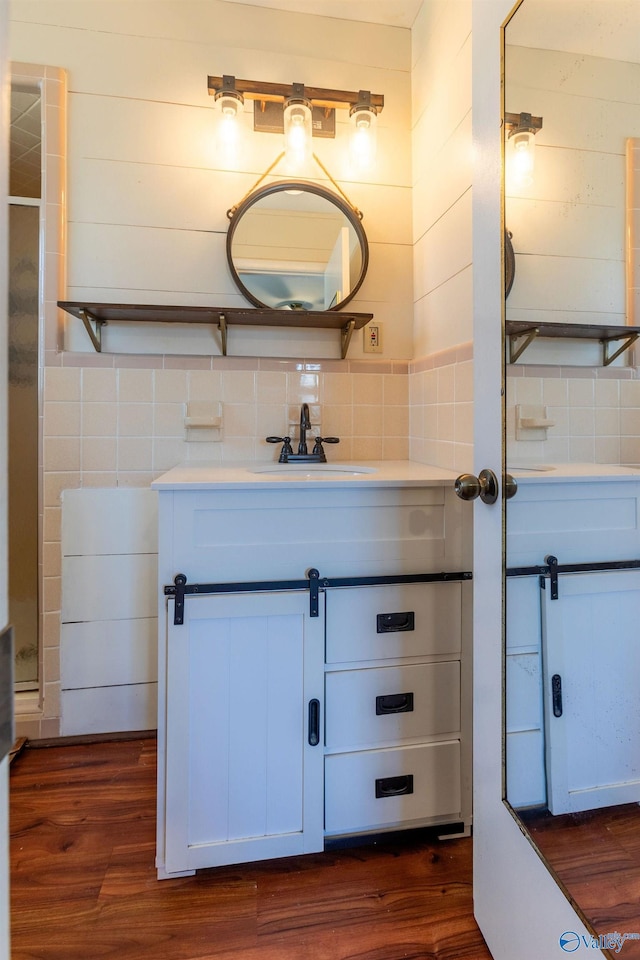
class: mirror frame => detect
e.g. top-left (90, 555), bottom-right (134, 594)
top-left (226, 180), bottom-right (369, 312)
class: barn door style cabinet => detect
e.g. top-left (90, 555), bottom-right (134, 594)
top-left (153, 463), bottom-right (473, 879)
top-left (506, 469), bottom-right (640, 814)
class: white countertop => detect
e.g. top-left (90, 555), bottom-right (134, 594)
top-left (509, 462), bottom-right (640, 481)
top-left (151, 459), bottom-right (459, 490)
top-left (151, 460), bottom-right (640, 491)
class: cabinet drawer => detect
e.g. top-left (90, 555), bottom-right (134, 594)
top-left (325, 582), bottom-right (461, 663)
top-left (324, 741), bottom-right (461, 834)
top-left (325, 661), bottom-right (460, 750)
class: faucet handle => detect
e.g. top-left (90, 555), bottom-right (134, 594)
top-left (266, 436), bottom-right (293, 463)
top-left (311, 436), bottom-right (340, 458)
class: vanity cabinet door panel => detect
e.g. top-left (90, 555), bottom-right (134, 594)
top-left (542, 570), bottom-right (640, 815)
top-left (325, 582), bottom-right (461, 664)
top-left (163, 591), bottom-right (324, 875)
top-left (325, 661), bottom-right (460, 750)
top-left (324, 741), bottom-right (461, 836)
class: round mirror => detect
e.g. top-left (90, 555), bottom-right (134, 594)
top-left (226, 180), bottom-right (369, 312)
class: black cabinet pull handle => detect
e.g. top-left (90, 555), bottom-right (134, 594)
top-left (375, 774), bottom-right (414, 799)
top-left (375, 692), bottom-right (414, 715)
top-left (376, 611), bottom-right (415, 634)
top-left (308, 698), bottom-right (320, 746)
top-left (551, 674), bottom-right (563, 717)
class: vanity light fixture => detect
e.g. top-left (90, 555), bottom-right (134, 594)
top-left (208, 75), bottom-right (384, 169)
top-left (505, 111), bottom-right (543, 187)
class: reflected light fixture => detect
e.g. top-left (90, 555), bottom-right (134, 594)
top-left (349, 91), bottom-right (379, 172)
top-left (505, 111), bottom-right (543, 188)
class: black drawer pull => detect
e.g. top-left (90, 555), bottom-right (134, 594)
top-left (376, 611), bottom-right (415, 634)
top-left (375, 774), bottom-right (414, 799)
top-left (376, 692), bottom-right (414, 715)
top-left (308, 699), bottom-right (320, 746)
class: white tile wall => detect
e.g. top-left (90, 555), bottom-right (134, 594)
top-left (507, 365), bottom-right (640, 466)
top-left (409, 344), bottom-right (474, 472)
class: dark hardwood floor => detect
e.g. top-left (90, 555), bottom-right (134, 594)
top-left (520, 804), bottom-right (640, 958)
top-left (9, 737), bottom-right (492, 960)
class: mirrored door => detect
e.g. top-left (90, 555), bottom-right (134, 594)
top-left (504, 0), bottom-right (640, 951)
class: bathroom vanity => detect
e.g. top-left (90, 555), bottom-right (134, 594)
top-left (506, 464), bottom-right (640, 813)
top-left (153, 461), bottom-right (472, 878)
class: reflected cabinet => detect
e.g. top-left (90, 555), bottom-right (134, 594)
top-left (506, 477), bottom-right (640, 814)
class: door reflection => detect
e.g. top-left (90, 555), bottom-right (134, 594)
top-left (504, 0), bottom-right (640, 952)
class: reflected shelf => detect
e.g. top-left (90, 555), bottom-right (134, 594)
top-left (57, 301), bottom-right (374, 360)
top-left (506, 320), bottom-right (640, 366)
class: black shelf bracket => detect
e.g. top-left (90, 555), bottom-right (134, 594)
top-left (79, 308), bottom-right (106, 352)
top-left (508, 327), bottom-right (539, 364)
top-left (218, 313), bottom-right (228, 356)
top-left (601, 331), bottom-right (639, 367)
top-left (341, 319), bottom-right (356, 359)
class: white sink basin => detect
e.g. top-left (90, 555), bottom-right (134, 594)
top-left (251, 463), bottom-right (377, 477)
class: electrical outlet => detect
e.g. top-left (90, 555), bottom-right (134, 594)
top-left (364, 323), bottom-right (383, 354)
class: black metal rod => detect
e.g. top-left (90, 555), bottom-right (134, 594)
top-left (319, 571), bottom-right (472, 588)
top-left (507, 558), bottom-right (640, 578)
top-left (165, 569), bottom-right (473, 626)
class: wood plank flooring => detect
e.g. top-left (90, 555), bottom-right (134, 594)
top-left (9, 737), bottom-right (492, 960)
top-left (520, 804), bottom-right (640, 958)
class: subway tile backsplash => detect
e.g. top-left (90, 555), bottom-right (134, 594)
top-left (44, 360), bottom-right (411, 480)
top-left (507, 365), bottom-right (640, 465)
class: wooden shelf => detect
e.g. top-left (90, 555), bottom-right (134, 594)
top-left (506, 320), bottom-right (640, 366)
top-left (57, 301), bottom-right (374, 360)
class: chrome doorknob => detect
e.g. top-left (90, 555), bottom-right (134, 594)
top-left (454, 468), bottom-right (499, 505)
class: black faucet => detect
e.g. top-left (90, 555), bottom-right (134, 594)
top-left (266, 404), bottom-right (340, 463)
top-left (298, 403), bottom-right (311, 455)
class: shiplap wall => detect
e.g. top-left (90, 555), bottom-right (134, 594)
top-left (10, 0), bottom-right (414, 360)
top-left (505, 45), bottom-right (640, 365)
top-left (408, 0), bottom-right (474, 473)
top-left (411, 1), bottom-right (472, 359)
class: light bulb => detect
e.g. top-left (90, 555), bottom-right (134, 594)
top-left (218, 94), bottom-right (241, 118)
top-left (350, 107), bottom-right (377, 172)
top-left (349, 94), bottom-right (378, 173)
top-left (509, 129), bottom-right (535, 187)
top-left (283, 99), bottom-right (312, 171)
top-left (214, 93), bottom-right (243, 168)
